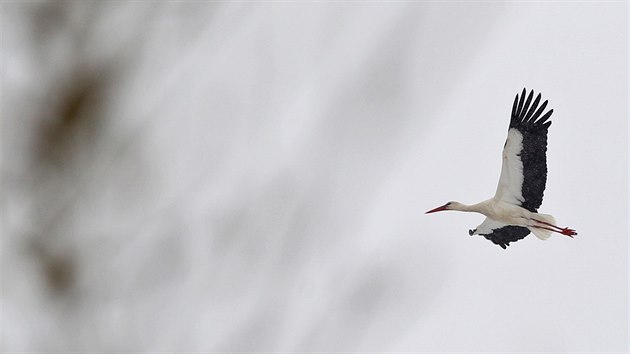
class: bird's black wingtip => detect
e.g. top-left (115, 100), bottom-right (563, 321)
top-left (510, 88), bottom-right (553, 130)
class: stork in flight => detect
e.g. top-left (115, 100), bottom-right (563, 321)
top-left (426, 88), bottom-right (577, 249)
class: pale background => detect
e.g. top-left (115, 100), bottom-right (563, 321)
top-left (2, 1), bottom-right (628, 352)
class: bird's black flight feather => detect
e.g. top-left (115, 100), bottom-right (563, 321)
top-left (480, 225), bottom-right (531, 249)
top-left (509, 88), bottom-right (553, 213)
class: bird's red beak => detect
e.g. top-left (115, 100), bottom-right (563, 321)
top-left (425, 204), bottom-right (449, 214)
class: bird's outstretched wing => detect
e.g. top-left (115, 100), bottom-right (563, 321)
top-left (494, 88), bottom-right (553, 212)
top-left (471, 218), bottom-right (530, 249)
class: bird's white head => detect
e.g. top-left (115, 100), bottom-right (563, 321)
top-left (425, 201), bottom-right (465, 214)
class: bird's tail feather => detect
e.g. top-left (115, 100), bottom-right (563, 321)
top-left (528, 213), bottom-right (556, 240)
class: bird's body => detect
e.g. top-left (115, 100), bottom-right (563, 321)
top-left (446, 200), bottom-right (531, 226)
top-left (426, 88), bottom-right (576, 249)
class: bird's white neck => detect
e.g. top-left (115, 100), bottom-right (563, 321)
top-left (450, 201), bottom-right (488, 213)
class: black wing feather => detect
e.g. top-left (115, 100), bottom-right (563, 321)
top-left (515, 88), bottom-right (526, 118)
top-left (523, 93), bottom-right (541, 122)
top-left (480, 226), bottom-right (531, 249)
top-left (521, 90), bottom-right (534, 118)
top-left (529, 100), bottom-right (548, 122)
top-left (511, 94), bottom-right (519, 117)
top-left (509, 88), bottom-right (553, 212)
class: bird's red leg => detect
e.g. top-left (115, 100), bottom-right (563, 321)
top-left (532, 219), bottom-right (577, 237)
top-left (532, 219), bottom-right (563, 230)
top-left (533, 225), bottom-right (577, 238)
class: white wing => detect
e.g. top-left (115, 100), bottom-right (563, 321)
top-left (473, 218), bottom-right (509, 235)
top-left (493, 128), bottom-right (525, 206)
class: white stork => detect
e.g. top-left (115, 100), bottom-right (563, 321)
top-left (426, 88), bottom-right (577, 249)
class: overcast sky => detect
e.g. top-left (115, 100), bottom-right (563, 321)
top-left (2, 1), bottom-right (628, 352)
